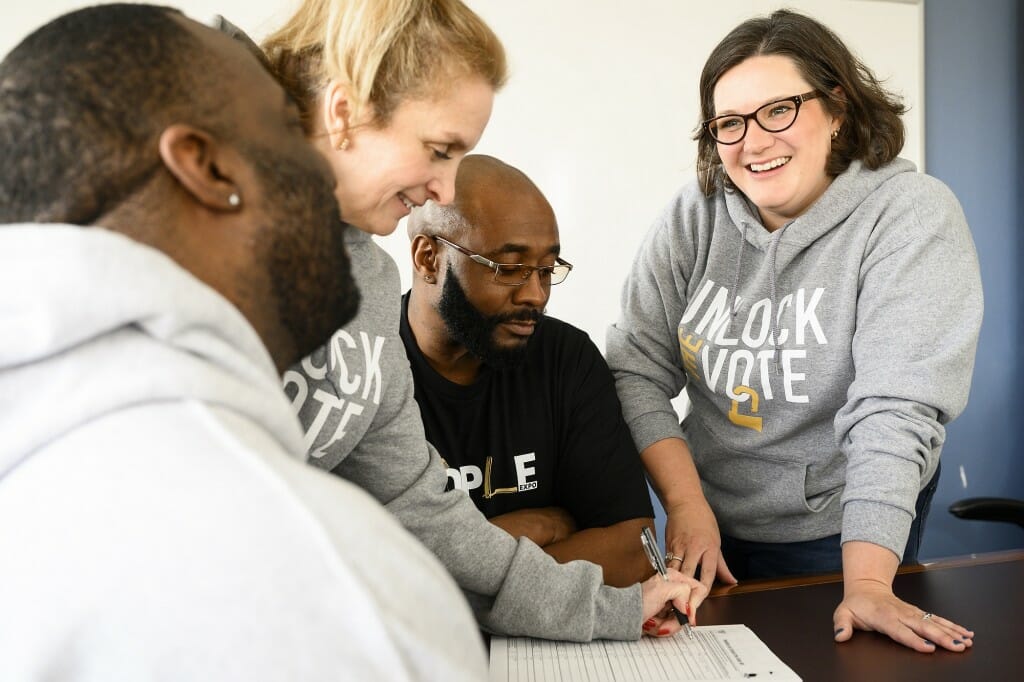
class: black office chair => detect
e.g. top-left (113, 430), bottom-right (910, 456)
top-left (948, 497), bottom-right (1024, 529)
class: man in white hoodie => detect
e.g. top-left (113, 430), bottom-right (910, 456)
top-left (0, 5), bottom-right (488, 680)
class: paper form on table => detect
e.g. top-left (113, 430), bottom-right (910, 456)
top-left (489, 624), bottom-right (800, 682)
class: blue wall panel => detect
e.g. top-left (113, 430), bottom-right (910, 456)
top-left (921, 0), bottom-right (1023, 558)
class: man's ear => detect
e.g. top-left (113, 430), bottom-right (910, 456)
top-left (322, 80), bottom-right (353, 150)
top-left (411, 233), bottom-right (441, 282)
top-left (157, 124), bottom-right (243, 212)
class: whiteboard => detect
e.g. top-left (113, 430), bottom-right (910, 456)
top-left (1, 0), bottom-right (923, 352)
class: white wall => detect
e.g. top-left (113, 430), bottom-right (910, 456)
top-left (423, 0), bottom-right (924, 353)
top-left (2, 0), bottom-right (923, 354)
top-left (0, 1), bottom-right (301, 49)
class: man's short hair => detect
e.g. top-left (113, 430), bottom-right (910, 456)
top-left (407, 155), bottom-right (539, 243)
top-left (0, 4), bottom-right (232, 225)
top-left (408, 200), bottom-right (473, 242)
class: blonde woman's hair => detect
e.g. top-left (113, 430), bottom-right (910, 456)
top-left (262, 0), bottom-right (507, 129)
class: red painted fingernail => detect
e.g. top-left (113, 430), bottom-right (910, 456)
top-left (658, 628), bottom-right (669, 636)
top-left (685, 603), bottom-right (691, 616)
top-left (643, 619), bottom-right (655, 630)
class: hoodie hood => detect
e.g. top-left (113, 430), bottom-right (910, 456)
top-left (0, 224), bottom-right (306, 478)
top-left (723, 158), bottom-right (918, 256)
top-left (719, 158), bottom-right (918, 364)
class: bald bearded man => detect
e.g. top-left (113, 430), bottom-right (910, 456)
top-left (403, 155), bottom-right (655, 588)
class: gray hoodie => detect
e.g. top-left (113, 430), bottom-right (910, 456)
top-left (607, 159), bottom-right (983, 558)
top-left (0, 225), bottom-right (486, 681)
top-left (285, 227), bottom-right (642, 641)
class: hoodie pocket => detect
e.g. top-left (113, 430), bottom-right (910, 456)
top-left (688, 437), bottom-right (843, 536)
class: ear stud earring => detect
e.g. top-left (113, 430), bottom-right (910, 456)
top-left (831, 128), bottom-right (839, 140)
top-left (424, 275), bottom-right (435, 283)
top-left (337, 137), bottom-right (350, 151)
top-left (228, 193), bottom-right (241, 207)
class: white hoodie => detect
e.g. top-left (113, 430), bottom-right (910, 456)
top-left (0, 224), bottom-right (486, 681)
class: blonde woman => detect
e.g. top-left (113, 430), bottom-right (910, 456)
top-left (256, 0), bottom-right (703, 642)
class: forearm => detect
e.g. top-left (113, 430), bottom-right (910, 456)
top-left (489, 506), bottom-right (576, 547)
top-left (386, 458), bottom-right (643, 640)
top-left (543, 518), bottom-right (656, 587)
top-left (467, 541), bottom-right (645, 641)
top-left (641, 437), bottom-right (706, 511)
top-left (842, 540), bottom-right (899, 593)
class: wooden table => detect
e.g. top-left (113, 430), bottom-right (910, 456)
top-left (699, 550), bottom-right (1024, 681)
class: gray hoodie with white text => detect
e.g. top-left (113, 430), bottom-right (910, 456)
top-left (608, 159), bottom-right (983, 557)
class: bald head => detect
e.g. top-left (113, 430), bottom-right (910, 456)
top-left (405, 154), bottom-right (563, 376)
top-left (408, 155), bottom-right (550, 240)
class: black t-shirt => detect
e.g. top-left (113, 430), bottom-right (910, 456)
top-left (399, 294), bottom-right (653, 529)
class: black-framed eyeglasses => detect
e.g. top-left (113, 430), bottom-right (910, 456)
top-left (703, 91), bottom-right (821, 145)
top-left (433, 235), bottom-right (573, 286)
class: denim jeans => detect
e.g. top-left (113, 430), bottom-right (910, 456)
top-left (720, 463), bottom-right (941, 580)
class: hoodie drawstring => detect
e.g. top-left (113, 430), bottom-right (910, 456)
top-left (766, 224), bottom-right (790, 372)
top-left (730, 222), bottom-right (748, 318)
top-left (731, 221), bottom-right (789, 373)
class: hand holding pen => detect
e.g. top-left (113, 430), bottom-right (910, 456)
top-left (640, 526), bottom-right (704, 639)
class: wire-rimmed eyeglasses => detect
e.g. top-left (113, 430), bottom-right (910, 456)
top-left (433, 235), bottom-right (573, 286)
top-left (703, 91), bottom-right (821, 145)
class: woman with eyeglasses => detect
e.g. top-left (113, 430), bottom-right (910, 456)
top-left (250, 0), bottom-right (702, 645)
top-left (607, 9), bottom-right (981, 653)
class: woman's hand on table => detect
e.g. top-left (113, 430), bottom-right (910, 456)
top-left (834, 540), bottom-right (975, 652)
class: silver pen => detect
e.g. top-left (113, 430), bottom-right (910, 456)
top-left (640, 526), bottom-right (695, 640)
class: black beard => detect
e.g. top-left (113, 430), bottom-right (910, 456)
top-left (244, 143), bottom-right (359, 362)
top-left (436, 264), bottom-right (542, 370)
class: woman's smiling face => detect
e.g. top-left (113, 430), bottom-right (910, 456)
top-left (319, 75), bottom-right (495, 236)
top-left (713, 54), bottom-right (841, 231)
